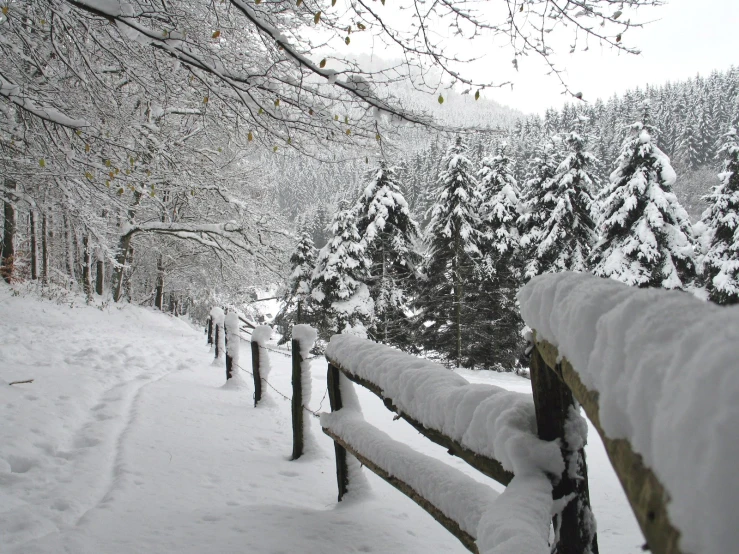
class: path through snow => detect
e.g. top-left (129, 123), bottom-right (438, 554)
top-left (0, 286), bottom-right (642, 553)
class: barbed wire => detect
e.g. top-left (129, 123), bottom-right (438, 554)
top-left (232, 358), bottom-right (328, 419)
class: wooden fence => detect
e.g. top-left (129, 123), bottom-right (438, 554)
top-left (205, 308), bottom-right (680, 554)
top-left (322, 336), bottom-right (681, 554)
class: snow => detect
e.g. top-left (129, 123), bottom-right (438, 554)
top-left (518, 271), bottom-right (739, 554)
top-left (293, 324), bottom-right (317, 453)
top-left (224, 311), bottom-right (240, 371)
top-left (321, 408), bottom-right (500, 540)
top-left (251, 325), bottom-right (273, 398)
top-left (292, 324), bottom-right (317, 349)
top-left (325, 335), bottom-right (563, 477)
top-left (0, 284), bottom-right (647, 554)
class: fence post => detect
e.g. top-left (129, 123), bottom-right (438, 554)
top-left (291, 337), bottom-right (304, 460)
top-left (224, 312), bottom-right (239, 381)
top-left (327, 362), bottom-right (348, 501)
top-left (207, 316), bottom-right (213, 347)
top-left (530, 346), bottom-right (599, 554)
top-left (211, 307), bottom-right (225, 361)
top-left (251, 341), bottom-right (261, 406)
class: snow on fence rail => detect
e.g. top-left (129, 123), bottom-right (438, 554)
top-left (323, 335), bottom-right (596, 554)
top-left (518, 272), bottom-right (739, 554)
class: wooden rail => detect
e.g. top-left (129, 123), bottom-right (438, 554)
top-left (322, 338), bottom-right (598, 554)
top-left (325, 355), bottom-right (514, 487)
top-left (533, 335), bottom-right (682, 554)
top-left (323, 424), bottom-right (479, 553)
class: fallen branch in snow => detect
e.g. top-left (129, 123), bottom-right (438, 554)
top-left (8, 379), bottom-right (34, 385)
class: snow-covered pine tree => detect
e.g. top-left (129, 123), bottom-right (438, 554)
top-left (274, 230), bottom-right (317, 343)
top-left (591, 120), bottom-right (696, 289)
top-left (311, 203), bottom-right (372, 339)
top-left (416, 137), bottom-right (483, 368)
top-left (475, 143), bottom-right (525, 370)
top-left (517, 141), bottom-right (560, 280)
top-left (518, 132), bottom-right (597, 278)
top-left (701, 127), bottom-right (739, 304)
top-left (354, 162), bottom-right (421, 348)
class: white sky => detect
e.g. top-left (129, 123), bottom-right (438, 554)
top-left (479, 0), bottom-right (739, 114)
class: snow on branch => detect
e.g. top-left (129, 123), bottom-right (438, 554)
top-left (0, 74), bottom-right (89, 129)
top-left (518, 272), bottom-right (739, 554)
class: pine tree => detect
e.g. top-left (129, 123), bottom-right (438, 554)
top-left (591, 121), bottom-right (696, 289)
top-left (311, 203), bottom-right (372, 338)
top-left (702, 128), bottom-right (739, 304)
top-left (519, 132), bottom-right (597, 278)
top-left (354, 161), bottom-right (421, 347)
top-left (274, 231), bottom-right (317, 342)
top-left (475, 143), bottom-right (525, 370)
top-left (518, 141), bottom-right (560, 280)
top-left (416, 137), bottom-right (483, 368)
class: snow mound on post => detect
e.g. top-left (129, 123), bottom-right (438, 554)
top-left (518, 271), bottom-right (739, 554)
top-left (293, 324), bottom-right (317, 454)
top-left (251, 325), bottom-right (273, 395)
top-left (292, 324), bottom-right (317, 351)
top-left (325, 336), bottom-right (563, 478)
top-left (224, 312), bottom-right (240, 367)
top-left (251, 325), bottom-right (272, 344)
top-left (210, 306), bottom-right (225, 325)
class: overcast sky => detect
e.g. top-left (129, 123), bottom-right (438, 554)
top-left (480, 0), bottom-right (739, 114)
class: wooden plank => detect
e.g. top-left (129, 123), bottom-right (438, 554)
top-left (533, 335), bottom-right (683, 554)
top-left (290, 338), bottom-right (304, 460)
top-left (322, 426), bottom-right (479, 554)
top-left (325, 355), bottom-right (514, 487)
top-left (530, 347), bottom-right (599, 554)
top-left (327, 363), bottom-right (348, 501)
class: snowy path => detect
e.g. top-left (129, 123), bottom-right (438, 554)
top-left (1, 288), bottom-right (642, 553)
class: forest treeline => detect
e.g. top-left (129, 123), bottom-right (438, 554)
top-left (275, 68), bottom-right (739, 370)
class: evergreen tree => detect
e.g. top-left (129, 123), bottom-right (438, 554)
top-left (311, 203), bottom-right (372, 338)
top-left (677, 106), bottom-right (704, 170)
top-left (416, 137), bottom-right (483, 368)
top-left (274, 231), bottom-right (317, 343)
top-left (591, 121), bottom-right (696, 289)
top-left (476, 143), bottom-right (525, 370)
top-left (702, 128), bottom-right (739, 304)
top-left (519, 132), bottom-right (597, 278)
top-left (355, 162), bottom-right (421, 347)
top-left (518, 141), bottom-right (561, 280)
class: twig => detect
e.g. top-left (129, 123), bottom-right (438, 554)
top-left (9, 379), bottom-right (34, 385)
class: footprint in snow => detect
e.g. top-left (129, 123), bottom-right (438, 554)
top-left (278, 471), bottom-right (299, 478)
top-left (6, 455), bottom-right (35, 474)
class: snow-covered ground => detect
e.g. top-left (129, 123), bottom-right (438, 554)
top-left (0, 285), bottom-right (642, 553)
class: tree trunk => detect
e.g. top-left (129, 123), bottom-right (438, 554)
top-left (41, 213), bottom-right (48, 284)
top-left (112, 232), bottom-right (132, 302)
top-left (30, 211), bottom-right (38, 280)
top-left (82, 234), bottom-right (92, 299)
top-left (113, 193), bottom-right (142, 302)
top-left (155, 254), bottom-right (164, 310)
top-left (1, 180), bottom-right (16, 284)
top-left (96, 209), bottom-right (106, 295)
top-left (63, 213), bottom-right (75, 286)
